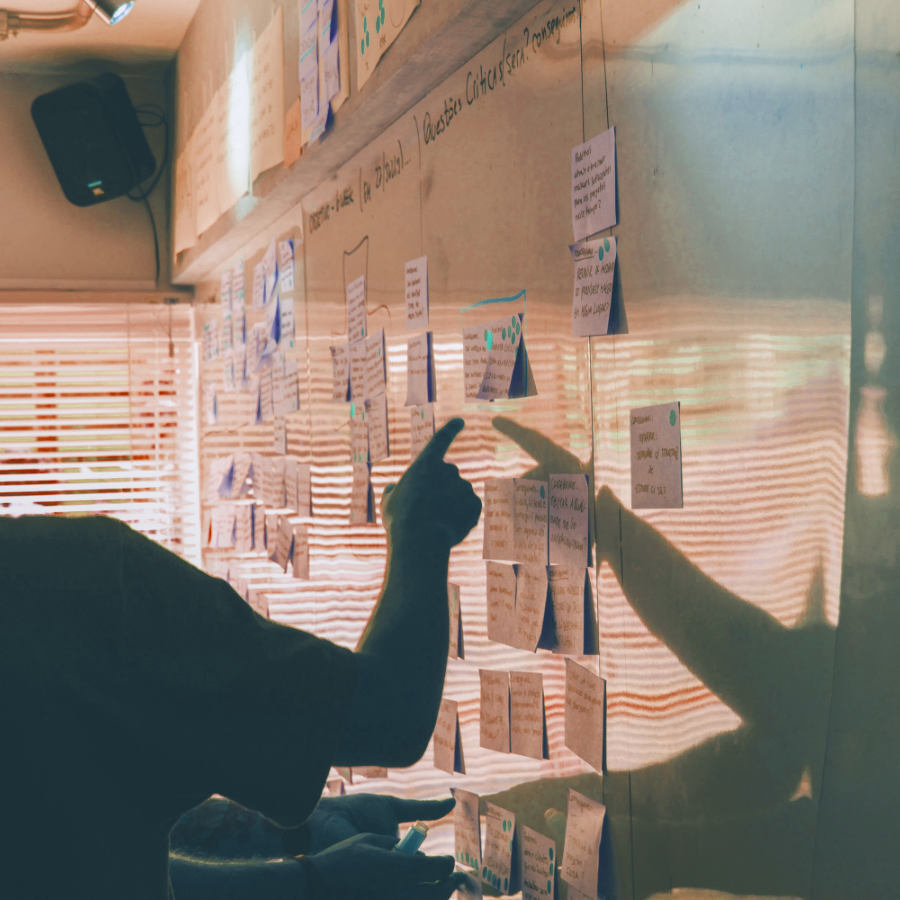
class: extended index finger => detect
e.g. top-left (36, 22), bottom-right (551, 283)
top-left (420, 417), bottom-right (465, 462)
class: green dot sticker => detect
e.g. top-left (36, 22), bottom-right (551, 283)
top-left (482, 866), bottom-right (488, 877)
top-left (360, 326), bottom-right (365, 337)
top-left (350, 402), bottom-right (356, 416)
top-left (598, 246), bottom-right (604, 261)
top-left (604, 237), bottom-right (611, 251)
top-left (540, 485), bottom-right (545, 499)
top-left (548, 847), bottom-right (554, 859)
top-left (670, 409), bottom-right (677, 425)
top-left (502, 327), bottom-right (507, 340)
top-left (419, 409), bottom-right (425, 419)
top-left (515, 317), bottom-right (520, 334)
top-left (484, 330), bottom-right (493, 350)
top-left (547, 880), bottom-right (553, 892)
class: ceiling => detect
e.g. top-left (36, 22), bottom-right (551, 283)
top-left (0, 0), bottom-right (202, 72)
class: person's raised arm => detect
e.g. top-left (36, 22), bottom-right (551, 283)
top-left (334, 417), bottom-right (481, 768)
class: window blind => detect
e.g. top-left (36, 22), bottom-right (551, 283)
top-left (0, 302), bottom-right (201, 564)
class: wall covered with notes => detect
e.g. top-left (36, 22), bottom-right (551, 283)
top-left (186, 0), bottom-right (900, 896)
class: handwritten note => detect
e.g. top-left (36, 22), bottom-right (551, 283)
top-left (349, 462), bottom-right (374, 524)
top-left (571, 236), bottom-right (617, 337)
top-left (364, 328), bottom-right (386, 399)
top-left (278, 238), bottom-right (295, 292)
top-left (448, 582), bottom-right (464, 659)
top-left (479, 669), bottom-right (510, 753)
top-left (409, 404), bottom-right (434, 458)
top-left (366, 393), bottom-right (390, 463)
top-left (560, 789), bottom-right (606, 897)
top-left (405, 332), bottom-right (435, 406)
top-left (565, 659), bottom-right (605, 772)
top-left (630, 401), bottom-right (683, 509)
top-left (571, 127), bottom-right (617, 242)
top-left (509, 670), bottom-right (548, 760)
top-left (478, 313), bottom-right (523, 401)
top-left (462, 324), bottom-right (488, 401)
top-left (346, 274), bottom-right (367, 342)
top-left (292, 524), bottom-right (310, 579)
top-left (482, 802), bottom-right (517, 895)
top-left (452, 786), bottom-right (481, 870)
top-left (283, 96), bottom-right (302, 167)
top-left (486, 561), bottom-right (516, 647)
top-left (349, 338), bottom-right (367, 402)
top-left (482, 478), bottom-right (515, 562)
top-left (513, 564), bottom-right (549, 652)
top-left (514, 479), bottom-right (548, 565)
top-left (349, 405), bottom-right (369, 465)
top-left (249, 7), bottom-right (286, 181)
top-left (549, 473), bottom-right (590, 567)
top-left (521, 826), bottom-right (556, 900)
top-left (434, 698), bottom-right (464, 774)
top-left (404, 255), bottom-right (429, 330)
top-left (548, 567), bottom-right (595, 656)
top-left (330, 344), bottom-right (349, 400)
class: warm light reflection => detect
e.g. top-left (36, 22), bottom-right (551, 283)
top-left (226, 52), bottom-right (252, 205)
top-left (855, 385), bottom-right (894, 497)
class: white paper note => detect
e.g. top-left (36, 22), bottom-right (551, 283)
top-left (521, 826), bottom-right (556, 900)
top-left (365, 393), bottom-right (390, 463)
top-left (560, 789), bottom-right (606, 897)
top-left (513, 479), bottom-right (548, 566)
top-left (548, 473), bottom-right (590, 567)
top-left (630, 401), bottom-right (683, 509)
top-left (452, 786), bottom-right (482, 871)
top-left (571, 127), bottom-right (617, 242)
top-left (349, 337), bottom-right (367, 402)
top-left (346, 274), bottom-right (367, 342)
top-left (482, 477), bottom-right (516, 562)
top-left (448, 581), bottom-right (464, 659)
top-left (405, 332), bottom-right (434, 406)
top-left (571, 236), bottom-right (617, 336)
top-left (565, 658), bottom-right (606, 772)
top-left (478, 313), bottom-right (523, 401)
top-left (410, 404), bottom-right (435, 458)
top-left (486, 561), bottom-right (517, 647)
top-left (434, 698), bottom-right (464, 774)
top-left (479, 669), bottom-right (510, 753)
top-left (548, 567), bottom-right (593, 656)
top-left (482, 802), bottom-right (516, 895)
top-left (462, 324), bottom-right (488, 401)
top-left (330, 344), bottom-right (349, 401)
top-left (404, 255), bottom-right (429, 330)
top-left (513, 564), bottom-right (549, 652)
top-left (509, 670), bottom-right (547, 759)
top-left (364, 328), bottom-right (386, 399)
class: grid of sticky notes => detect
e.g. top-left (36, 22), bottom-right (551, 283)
top-left (452, 788), bottom-right (607, 899)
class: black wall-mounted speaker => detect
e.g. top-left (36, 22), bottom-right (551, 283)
top-left (31, 72), bottom-right (156, 208)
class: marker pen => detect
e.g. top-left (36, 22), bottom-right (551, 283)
top-left (394, 821), bottom-right (429, 854)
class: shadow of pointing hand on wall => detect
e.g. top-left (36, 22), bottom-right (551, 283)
top-left (488, 416), bottom-right (835, 900)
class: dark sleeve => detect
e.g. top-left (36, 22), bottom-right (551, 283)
top-left (118, 522), bottom-right (356, 827)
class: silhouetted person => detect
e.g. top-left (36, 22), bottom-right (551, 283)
top-left (0, 418), bottom-right (480, 900)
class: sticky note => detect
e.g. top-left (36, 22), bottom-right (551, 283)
top-left (482, 477), bottom-right (516, 562)
top-left (349, 461), bottom-right (374, 524)
top-left (548, 567), bottom-right (596, 656)
top-left (405, 255), bottom-right (429, 330)
top-left (509, 670), bottom-right (548, 760)
top-left (571, 235), bottom-right (616, 337)
top-left (479, 669), bottom-right (510, 753)
top-left (548, 473), bottom-right (590, 567)
top-left (564, 659), bottom-right (605, 772)
top-left (434, 698), bottom-right (465, 774)
top-left (512, 564), bottom-right (549, 652)
top-left (278, 238), bottom-right (295, 292)
top-left (571, 127), bottom-right (617, 242)
top-left (345, 274), bottom-right (367, 342)
top-left (482, 802), bottom-right (517, 894)
top-left (349, 338), bottom-right (367, 401)
top-left (365, 393), bottom-right (390, 464)
top-left (330, 344), bottom-right (349, 401)
top-left (520, 826), bottom-right (556, 900)
top-left (410, 404), bottom-right (435, 458)
top-left (485, 561), bottom-right (516, 647)
top-left (560, 789), bottom-right (606, 897)
top-left (477, 313), bottom-right (524, 401)
top-left (513, 478), bottom-right (548, 565)
top-left (364, 328), bottom-right (387, 400)
top-left (630, 401), bottom-right (683, 509)
top-left (448, 582), bottom-right (465, 659)
top-left (292, 524), bottom-right (310, 579)
top-left (452, 786), bottom-right (482, 871)
top-left (405, 332), bottom-right (435, 406)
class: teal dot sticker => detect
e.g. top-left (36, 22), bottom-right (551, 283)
top-left (670, 409), bottom-right (677, 426)
top-left (549, 861), bottom-right (554, 874)
top-left (604, 237), bottom-right (611, 251)
top-left (375, 13), bottom-right (380, 33)
top-left (350, 402), bottom-right (356, 417)
top-left (485, 330), bottom-right (493, 350)
top-left (515, 317), bottom-right (520, 334)
top-left (547, 880), bottom-right (553, 892)
top-left (419, 408), bottom-right (425, 419)
top-left (360, 326), bottom-right (365, 338)
top-left (548, 847), bottom-right (554, 859)
top-left (482, 866), bottom-right (488, 877)
top-left (540, 485), bottom-right (545, 499)
top-left (502, 327), bottom-right (507, 340)
top-left (598, 246), bottom-right (604, 261)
